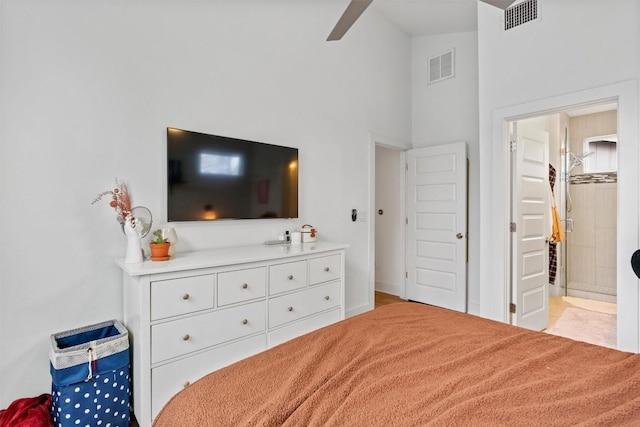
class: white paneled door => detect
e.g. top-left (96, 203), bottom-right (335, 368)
top-left (511, 122), bottom-right (549, 331)
top-left (406, 142), bottom-right (467, 312)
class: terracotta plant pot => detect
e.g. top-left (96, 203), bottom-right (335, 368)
top-left (149, 242), bottom-right (171, 261)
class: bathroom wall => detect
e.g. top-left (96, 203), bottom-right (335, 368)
top-left (568, 111), bottom-right (617, 175)
top-left (567, 110), bottom-right (618, 302)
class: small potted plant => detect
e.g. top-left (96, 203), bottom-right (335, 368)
top-left (149, 229), bottom-right (171, 261)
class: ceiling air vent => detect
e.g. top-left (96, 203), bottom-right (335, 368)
top-left (504, 0), bottom-right (538, 31)
top-left (428, 49), bottom-right (455, 85)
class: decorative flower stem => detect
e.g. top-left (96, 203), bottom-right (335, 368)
top-left (92, 178), bottom-right (133, 224)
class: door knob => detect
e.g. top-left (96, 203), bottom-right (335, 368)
top-left (456, 233), bottom-right (464, 239)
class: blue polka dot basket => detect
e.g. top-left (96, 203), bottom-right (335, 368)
top-left (49, 319), bottom-right (130, 427)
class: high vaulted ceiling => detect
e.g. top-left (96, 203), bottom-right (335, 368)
top-left (369, 0), bottom-right (478, 37)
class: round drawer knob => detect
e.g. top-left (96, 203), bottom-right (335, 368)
top-left (287, 275), bottom-right (294, 281)
top-left (288, 306), bottom-right (293, 312)
top-left (242, 283), bottom-right (248, 289)
top-left (325, 296), bottom-right (330, 300)
top-left (182, 293), bottom-right (190, 300)
top-left (242, 319), bottom-right (248, 325)
top-left (182, 334), bottom-right (190, 341)
top-left (183, 381), bottom-right (190, 388)
top-left (324, 267), bottom-right (330, 272)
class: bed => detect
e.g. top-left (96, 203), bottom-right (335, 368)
top-left (153, 302), bottom-right (640, 426)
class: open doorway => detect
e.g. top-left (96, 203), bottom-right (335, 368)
top-left (372, 140), bottom-right (468, 312)
top-left (482, 80), bottom-right (638, 352)
top-left (510, 102), bottom-right (619, 348)
top-left (369, 134), bottom-right (412, 310)
top-left (374, 145), bottom-right (406, 300)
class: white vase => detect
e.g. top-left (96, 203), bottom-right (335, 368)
top-left (123, 217), bottom-right (144, 263)
top-left (161, 227), bottom-right (178, 256)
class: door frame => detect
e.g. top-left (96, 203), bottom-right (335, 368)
top-left (480, 80), bottom-right (639, 352)
top-left (368, 133), bottom-right (412, 307)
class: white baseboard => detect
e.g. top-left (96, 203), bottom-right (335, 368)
top-left (563, 287), bottom-right (617, 304)
top-left (549, 283), bottom-right (562, 298)
top-left (346, 302), bottom-right (373, 318)
top-left (467, 300), bottom-right (480, 316)
top-left (375, 281), bottom-right (402, 297)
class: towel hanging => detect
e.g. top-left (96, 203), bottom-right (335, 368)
top-left (548, 164), bottom-right (565, 285)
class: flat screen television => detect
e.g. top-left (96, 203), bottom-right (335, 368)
top-left (167, 128), bottom-right (298, 222)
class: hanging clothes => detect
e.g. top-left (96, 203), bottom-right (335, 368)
top-left (548, 164), bottom-right (565, 285)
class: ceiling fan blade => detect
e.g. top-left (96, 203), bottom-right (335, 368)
top-left (327, 0), bottom-right (373, 41)
top-left (480, 0), bottom-right (517, 10)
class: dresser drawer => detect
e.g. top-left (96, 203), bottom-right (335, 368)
top-left (309, 254), bottom-right (342, 285)
top-left (269, 260), bottom-right (308, 295)
top-left (268, 308), bottom-right (341, 347)
top-left (151, 334), bottom-right (266, 418)
top-left (268, 281), bottom-right (340, 328)
top-left (218, 267), bottom-right (266, 306)
top-left (151, 300), bottom-right (266, 363)
top-left (151, 274), bottom-right (215, 321)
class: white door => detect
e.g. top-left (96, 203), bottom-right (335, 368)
top-left (511, 122), bottom-right (549, 331)
top-left (406, 142), bottom-right (467, 312)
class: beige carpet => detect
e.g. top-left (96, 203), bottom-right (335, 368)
top-left (546, 298), bottom-right (617, 349)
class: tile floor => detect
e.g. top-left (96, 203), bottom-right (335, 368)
top-left (549, 295), bottom-right (617, 327)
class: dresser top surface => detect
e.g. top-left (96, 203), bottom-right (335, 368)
top-left (116, 241), bottom-right (348, 276)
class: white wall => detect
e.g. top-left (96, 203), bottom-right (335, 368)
top-left (0, 1), bottom-right (411, 406)
top-left (411, 31), bottom-right (480, 313)
top-left (478, 1), bottom-right (640, 348)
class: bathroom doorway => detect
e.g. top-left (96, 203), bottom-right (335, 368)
top-left (512, 102), bottom-right (618, 348)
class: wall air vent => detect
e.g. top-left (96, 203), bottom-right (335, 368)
top-left (428, 49), bottom-right (455, 85)
top-left (504, 0), bottom-right (538, 31)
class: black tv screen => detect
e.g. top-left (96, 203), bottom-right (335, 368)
top-left (167, 128), bottom-right (298, 221)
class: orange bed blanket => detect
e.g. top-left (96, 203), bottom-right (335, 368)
top-left (153, 303), bottom-right (640, 426)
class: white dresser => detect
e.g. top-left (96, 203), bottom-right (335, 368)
top-left (117, 241), bottom-right (347, 427)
